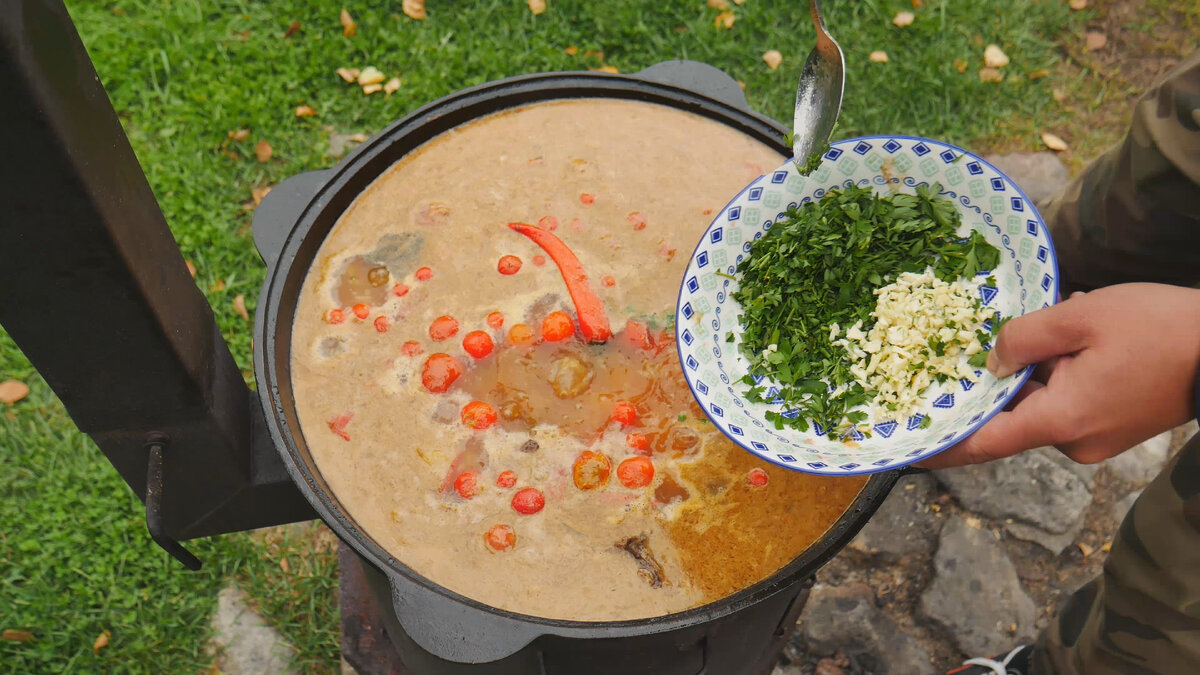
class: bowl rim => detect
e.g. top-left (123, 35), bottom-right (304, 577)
top-left (675, 133), bottom-right (1061, 476)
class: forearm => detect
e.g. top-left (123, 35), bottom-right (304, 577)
top-left (1043, 53), bottom-right (1200, 294)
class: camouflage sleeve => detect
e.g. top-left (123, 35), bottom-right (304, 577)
top-left (1041, 52), bottom-right (1200, 294)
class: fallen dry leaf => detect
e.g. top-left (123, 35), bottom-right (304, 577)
top-left (0, 380), bottom-right (30, 405)
top-left (2, 630), bottom-right (34, 643)
top-left (971, 34), bottom-right (984, 46)
top-left (564, 45), bottom-right (578, 56)
top-left (1069, 0), bottom-right (1088, 9)
top-left (185, 260), bottom-right (197, 278)
top-left (283, 20), bottom-right (301, 38)
top-left (295, 105), bottom-right (317, 118)
top-left (1085, 31), bottom-right (1107, 51)
top-left (339, 8), bottom-right (356, 37)
top-left (911, 0), bottom-right (923, 7)
top-left (403, 0), bottom-right (426, 20)
top-left (93, 630), bottom-right (110, 654)
top-left (714, 11), bottom-right (735, 29)
top-left (212, 279), bottom-right (226, 292)
top-left (348, 133), bottom-right (369, 143)
top-left (965, 515), bottom-right (983, 529)
top-left (1101, 541), bottom-right (1112, 553)
top-left (1052, 88), bottom-right (1067, 102)
top-left (336, 67), bottom-right (360, 83)
top-left (707, 0), bottom-right (730, 8)
top-left (953, 58), bottom-right (968, 73)
top-left (869, 51), bottom-right (889, 63)
top-left (590, 65), bottom-right (620, 74)
top-left (527, 0), bottom-right (546, 15)
top-left (251, 185), bottom-right (273, 206)
top-left (280, 557), bottom-right (290, 573)
top-left (731, 0), bottom-right (744, 4)
top-left (583, 49), bottom-right (604, 60)
top-left (983, 44), bottom-right (1010, 68)
top-left (979, 67), bottom-right (1004, 82)
top-left (1042, 132), bottom-right (1069, 151)
top-left (255, 140), bottom-right (273, 163)
top-left (762, 49), bottom-right (782, 70)
top-left (233, 294), bottom-right (249, 321)
top-left (893, 11), bottom-right (914, 27)
top-left (362, 83), bottom-right (383, 95)
top-left (384, 77), bottom-right (401, 95)
top-left (1077, 541), bottom-right (1094, 558)
top-left (736, 80), bottom-right (746, 91)
top-left (357, 66), bottom-right (385, 86)
top-left (1028, 69), bottom-right (1050, 80)
top-left (228, 128), bottom-right (250, 143)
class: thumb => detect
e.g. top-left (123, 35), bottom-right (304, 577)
top-left (987, 299), bottom-right (1090, 378)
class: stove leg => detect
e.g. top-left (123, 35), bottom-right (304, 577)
top-left (338, 542), bottom-right (411, 674)
top-left (753, 577), bottom-right (814, 675)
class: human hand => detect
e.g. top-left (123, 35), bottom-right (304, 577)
top-left (919, 283), bottom-right (1200, 469)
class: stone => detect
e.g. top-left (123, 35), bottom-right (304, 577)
top-left (1112, 489), bottom-right (1142, 524)
top-left (814, 658), bottom-right (845, 675)
top-left (1105, 432), bottom-right (1172, 486)
top-left (983, 152), bottom-right (1070, 207)
top-left (848, 473), bottom-right (942, 559)
top-left (936, 447), bottom-right (1092, 535)
top-left (920, 516), bottom-right (1037, 655)
top-left (211, 586), bottom-right (297, 675)
top-left (800, 583), bottom-right (932, 674)
top-left (1005, 513), bottom-right (1086, 555)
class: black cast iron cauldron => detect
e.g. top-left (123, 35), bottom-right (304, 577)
top-left (250, 60), bottom-right (902, 674)
top-left (0, 4), bottom-right (904, 673)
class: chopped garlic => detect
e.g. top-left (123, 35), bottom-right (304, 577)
top-left (833, 270), bottom-right (993, 421)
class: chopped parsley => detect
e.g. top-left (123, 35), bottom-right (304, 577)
top-left (728, 182), bottom-right (1002, 437)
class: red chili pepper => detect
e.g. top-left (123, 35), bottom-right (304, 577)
top-left (416, 267), bottom-right (433, 281)
top-left (538, 215), bottom-right (559, 231)
top-left (485, 524), bottom-right (516, 552)
top-left (508, 222), bottom-right (612, 343)
top-left (352, 303), bottom-right (370, 320)
top-left (497, 255), bottom-right (522, 275)
top-left (601, 275), bottom-right (615, 288)
top-left (393, 284), bottom-right (410, 297)
top-left (373, 316), bottom-right (389, 333)
top-left (486, 311), bottom-right (504, 329)
top-left (627, 212), bottom-right (647, 230)
top-left (326, 308), bottom-right (345, 325)
top-left (496, 470), bottom-right (517, 489)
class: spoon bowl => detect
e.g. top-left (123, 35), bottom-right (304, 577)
top-left (792, 0), bottom-right (845, 169)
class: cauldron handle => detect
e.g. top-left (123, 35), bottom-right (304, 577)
top-left (636, 60), bottom-right (755, 114)
top-left (252, 169), bottom-right (335, 270)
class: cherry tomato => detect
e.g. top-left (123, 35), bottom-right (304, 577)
top-left (538, 215), bottom-right (558, 231)
top-left (327, 412), bottom-right (353, 441)
top-left (416, 267), bottom-right (433, 281)
top-left (485, 524), bottom-right (516, 552)
top-left (748, 468), bottom-right (769, 487)
top-left (625, 433), bottom-right (651, 455)
top-left (511, 487), bottom-right (545, 515)
top-left (454, 471), bottom-right (480, 498)
top-left (496, 471), bottom-right (517, 489)
top-left (580, 193), bottom-right (595, 205)
top-left (601, 276), bottom-right (615, 287)
top-left (462, 330), bottom-right (494, 359)
top-left (627, 211), bottom-right (647, 230)
top-left (352, 303), bottom-right (370, 320)
top-left (610, 402), bottom-right (638, 428)
top-left (620, 320), bottom-right (655, 351)
top-left (393, 284), bottom-right (410, 297)
top-left (532, 254), bottom-right (546, 266)
top-left (401, 341), bottom-right (423, 357)
top-left (326, 308), bottom-right (345, 325)
top-left (509, 323), bottom-right (536, 345)
top-left (486, 312), bottom-right (504, 329)
top-left (461, 401), bottom-right (498, 430)
top-left (540, 311), bottom-right (574, 342)
top-left (429, 315), bottom-right (459, 341)
top-left (617, 457), bottom-right (655, 489)
top-left (572, 450), bottom-right (611, 490)
top-left (421, 353), bottom-right (462, 393)
top-left (373, 316), bottom-right (389, 333)
top-left (497, 255), bottom-right (522, 275)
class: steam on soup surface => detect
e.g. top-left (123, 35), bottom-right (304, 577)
top-left (291, 99), bottom-right (867, 621)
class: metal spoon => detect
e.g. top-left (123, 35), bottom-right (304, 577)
top-left (792, 0), bottom-right (845, 173)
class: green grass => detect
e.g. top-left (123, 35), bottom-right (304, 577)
top-left (1, 0), bottom-right (1082, 670)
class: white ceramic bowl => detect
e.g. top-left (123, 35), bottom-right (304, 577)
top-left (675, 135), bottom-right (1060, 476)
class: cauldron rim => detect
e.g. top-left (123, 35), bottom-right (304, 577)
top-left (253, 63), bottom-right (901, 660)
